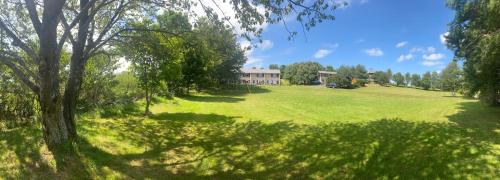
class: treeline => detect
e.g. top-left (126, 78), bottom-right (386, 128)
top-left (269, 62), bottom-right (368, 88)
top-left (120, 12), bottom-right (246, 114)
top-left (0, 12), bottom-right (246, 125)
top-left (373, 61), bottom-right (463, 94)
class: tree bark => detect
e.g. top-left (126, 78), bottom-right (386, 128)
top-left (38, 0), bottom-right (69, 151)
top-left (62, 0), bottom-right (90, 140)
top-left (145, 85), bottom-right (151, 115)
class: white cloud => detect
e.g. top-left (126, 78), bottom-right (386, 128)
top-left (422, 60), bottom-right (443, 66)
top-left (313, 43), bottom-right (339, 59)
top-left (397, 54), bottom-right (414, 62)
top-left (259, 40), bottom-right (273, 50)
top-left (421, 53), bottom-right (445, 66)
top-left (423, 53), bottom-right (445, 61)
top-left (427, 46), bottom-right (436, 53)
top-left (440, 32), bottom-right (450, 44)
top-left (365, 48), bottom-right (384, 56)
top-left (314, 49), bottom-right (333, 59)
top-left (410, 46), bottom-right (436, 54)
top-left (395, 41), bottom-right (408, 48)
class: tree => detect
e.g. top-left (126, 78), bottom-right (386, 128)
top-left (441, 61), bottom-right (462, 96)
top-left (373, 71), bottom-right (389, 86)
top-left (447, 0), bottom-right (500, 105)
top-left (393, 72), bottom-right (405, 86)
top-left (386, 69), bottom-right (393, 84)
top-left (411, 74), bottom-right (421, 88)
top-left (404, 72), bottom-right (411, 87)
top-left (430, 71), bottom-right (440, 90)
top-left (421, 71), bottom-right (432, 90)
top-left (326, 65), bottom-right (335, 72)
top-left (269, 64), bottom-right (279, 69)
top-left (328, 65), bottom-right (367, 89)
top-left (283, 61), bottom-right (323, 85)
top-left (0, 0), bottom-right (339, 151)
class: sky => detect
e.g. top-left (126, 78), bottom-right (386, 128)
top-left (242, 0), bottom-right (456, 74)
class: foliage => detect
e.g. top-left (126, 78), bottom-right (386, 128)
top-left (404, 72), bottom-right (412, 86)
top-left (0, 65), bottom-right (38, 128)
top-left (447, 0), bottom-right (500, 105)
top-left (441, 61), bottom-right (463, 95)
top-left (328, 65), bottom-right (368, 88)
top-left (393, 72), bottom-right (405, 86)
top-left (269, 64), bottom-right (279, 69)
top-left (78, 54), bottom-right (119, 111)
top-left (421, 71), bottom-right (432, 90)
top-left (411, 74), bottom-right (421, 87)
top-left (283, 61), bottom-right (323, 85)
top-left (431, 71), bottom-right (441, 90)
top-left (373, 71), bottom-right (390, 86)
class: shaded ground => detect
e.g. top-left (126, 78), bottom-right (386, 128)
top-left (1, 86), bottom-right (499, 179)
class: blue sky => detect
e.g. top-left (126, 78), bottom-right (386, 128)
top-left (244, 0), bottom-right (455, 74)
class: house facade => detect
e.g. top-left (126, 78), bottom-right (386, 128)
top-left (318, 71), bottom-right (337, 85)
top-left (240, 69), bottom-right (281, 85)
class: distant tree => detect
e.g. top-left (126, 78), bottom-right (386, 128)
top-left (386, 69), bottom-right (393, 84)
top-left (393, 72), bottom-right (405, 86)
top-left (329, 65), bottom-right (354, 88)
top-left (404, 72), bottom-right (412, 87)
top-left (279, 65), bottom-right (287, 78)
top-left (372, 71), bottom-right (389, 86)
top-left (441, 61), bottom-right (463, 96)
top-left (283, 61), bottom-right (323, 85)
top-left (431, 71), bottom-right (441, 90)
top-left (421, 72), bottom-right (432, 90)
top-left (411, 74), bottom-right (421, 87)
top-left (269, 64), bottom-right (280, 69)
top-left (326, 65), bottom-right (335, 72)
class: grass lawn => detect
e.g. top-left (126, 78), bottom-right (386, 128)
top-left (1, 85), bottom-right (499, 179)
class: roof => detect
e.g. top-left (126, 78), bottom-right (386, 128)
top-left (318, 71), bottom-right (337, 75)
top-left (241, 69), bottom-right (281, 74)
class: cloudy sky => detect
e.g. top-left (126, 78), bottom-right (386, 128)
top-left (239, 0), bottom-right (455, 73)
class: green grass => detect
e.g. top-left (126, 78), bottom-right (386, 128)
top-left (1, 86), bottom-right (499, 179)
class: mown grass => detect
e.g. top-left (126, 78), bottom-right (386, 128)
top-left (1, 85), bottom-right (499, 179)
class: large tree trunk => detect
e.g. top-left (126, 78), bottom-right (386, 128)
top-left (38, 0), bottom-right (69, 151)
top-left (62, 0), bottom-right (90, 139)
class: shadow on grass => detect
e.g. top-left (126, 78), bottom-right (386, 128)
top-left (178, 95), bottom-right (245, 103)
top-left (2, 101), bottom-right (498, 179)
top-left (73, 112), bottom-right (498, 179)
top-left (447, 101), bottom-right (500, 143)
top-left (204, 85), bottom-right (271, 96)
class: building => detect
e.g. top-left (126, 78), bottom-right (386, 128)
top-left (240, 68), bottom-right (281, 85)
top-left (318, 71), bottom-right (337, 85)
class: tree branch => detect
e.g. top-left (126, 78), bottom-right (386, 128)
top-left (24, 0), bottom-right (42, 36)
top-left (0, 19), bottom-right (38, 59)
top-left (0, 56), bottom-right (39, 94)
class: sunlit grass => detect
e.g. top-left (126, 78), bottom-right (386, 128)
top-left (1, 86), bottom-right (499, 179)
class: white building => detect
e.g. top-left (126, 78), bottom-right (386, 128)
top-left (240, 68), bottom-right (281, 85)
top-left (318, 71), bottom-right (337, 85)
